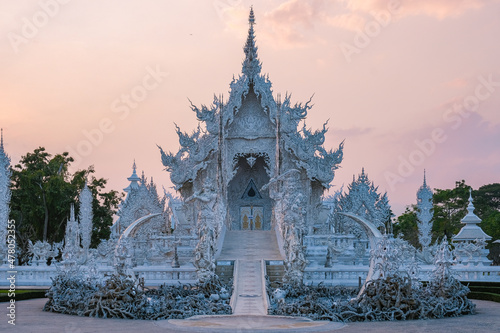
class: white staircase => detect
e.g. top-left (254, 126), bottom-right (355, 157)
top-left (218, 230), bottom-right (283, 316)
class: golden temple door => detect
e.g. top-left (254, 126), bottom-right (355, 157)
top-left (240, 206), bottom-right (263, 230)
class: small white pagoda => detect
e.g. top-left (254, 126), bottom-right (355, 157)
top-left (453, 189), bottom-right (492, 266)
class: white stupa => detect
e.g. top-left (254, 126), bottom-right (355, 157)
top-left (453, 189), bottom-right (492, 266)
top-left (453, 189), bottom-right (492, 242)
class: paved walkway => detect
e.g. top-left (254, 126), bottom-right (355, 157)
top-left (218, 230), bottom-right (283, 316)
top-left (231, 259), bottom-right (267, 315)
top-left (1, 298), bottom-right (500, 332)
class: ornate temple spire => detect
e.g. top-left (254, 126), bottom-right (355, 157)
top-left (124, 160), bottom-right (141, 192)
top-left (0, 128), bottom-right (11, 256)
top-left (63, 203), bottom-right (81, 261)
top-left (0, 129), bottom-right (8, 163)
top-left (417, 171), bottom-right (433, 249)
top-left (79, 181), bottom-right (93, 252)
top-left (242, 6), bottom-right (261, 80)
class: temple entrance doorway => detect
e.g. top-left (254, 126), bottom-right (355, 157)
top-left (240, 206), bottom-right (263, 230)
top-left (227, 154), bottom-right (272, 230)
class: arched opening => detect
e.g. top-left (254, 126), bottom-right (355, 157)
top-left (227, 155), bottom-right (271, 230)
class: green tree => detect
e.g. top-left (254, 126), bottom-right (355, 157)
top-left (472, 183), bottom-right (500, 243)
top-left (392, 205), bottom-right (420, 249)
top-left (432, 180), bottom-right (470, 242)
top-left (9, 147), bottom-right (122, 263)
top-left (432, 181), bottom-right (500, 244)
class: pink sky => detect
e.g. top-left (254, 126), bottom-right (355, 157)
top-left (1, 0), bottom-right (500, 215)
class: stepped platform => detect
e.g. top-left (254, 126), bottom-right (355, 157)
top-left (218, 230), bottom-right (283, 261)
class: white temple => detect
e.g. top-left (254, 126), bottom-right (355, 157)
top-left (157, 7), bottom-right (344, 281)
top-left (0, 9), bottom-right (499, 288)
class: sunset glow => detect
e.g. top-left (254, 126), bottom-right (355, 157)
top-left (1, 0), bottom-right (500, 214)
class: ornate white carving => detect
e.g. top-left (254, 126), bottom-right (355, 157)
top-left (61, 204), bottom-right (85, 265)
top-left (331, 168), bottom-right (391, 236)
top-left (283, 121), bottom-right (343, 188)
top-left (28, 240), bottom-right (61, 266)
top-left (186, 181), bottom-right (219, 280)
top-left (417, 172), bottom-right (433, 250)
top-left (113, 166), bottom-right (168, 237)
top-left (246, 155), bottom-right (256, 168)
top-left (0, 130), bottom-right (11, 256)
top-left (79, 182), bottom-right (93, 253)
top-left (232, 152), bottom-right (271, 175)
top-left (431, 236), bottom-right (455, 281)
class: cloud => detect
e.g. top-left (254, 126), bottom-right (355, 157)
top-left (215, 0), bottom-right (330, 48)
top-left (325, 12), bottom-right (367, 31)
top-left (215, 3), bottom-right (249, 35)
top-left (381, 111), bottom-right (500, 189)
top-left (250, 0), bottom-right (497, 47)
top-left (329, 126), bottom-right (374, 138)
top-left (339, 0), bottom-right (496, 20)
top-left (444, 77), bottom-right (470, 89)
top-left (263, 0), bottom-right (331, 47)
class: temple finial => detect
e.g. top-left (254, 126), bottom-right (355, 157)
top-left (0, 128), bottom-right (3, 150)
top-left (242, 6), bottom-right (261, 79)
top-left (249, 6), bottom-right (255, 25)
top-left (465, 187), bottom-right (476, 216)
top-left (423, 169), bottom-right (427, 187)
top-left (125, 160), bottom-right (141, 192)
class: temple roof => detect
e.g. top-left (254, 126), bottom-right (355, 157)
top-left (158, 7), bottom-right (344, 190)
top-left (124, 160), bottom-right (141, 192)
